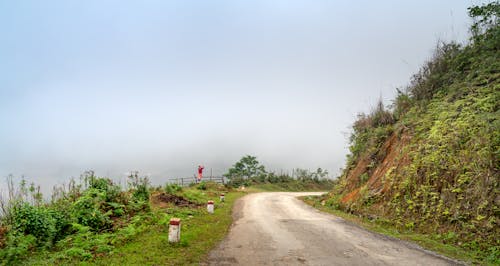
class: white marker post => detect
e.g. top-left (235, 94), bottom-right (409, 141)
top-left (207, 200), bottom-right (214, 214)
top-left (220, 193), bottom-right (225, 202)
top-left (168, 218), bottom-right (181, 243)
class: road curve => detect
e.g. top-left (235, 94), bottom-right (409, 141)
top-left (207, 192), bottom-right (460, 266)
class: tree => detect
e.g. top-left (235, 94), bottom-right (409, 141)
top-left (294, 168), bottom-right (329, 181)
top-left (468, 1), bottom-right (499, 42)
top-left (312, 168), bottom-right (329, 180)
top-left (224, 155), bottom-right (266, 181)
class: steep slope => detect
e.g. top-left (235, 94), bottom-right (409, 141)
top-left (325, 3), bottom-right (499, 263)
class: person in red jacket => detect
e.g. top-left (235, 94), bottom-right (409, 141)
top-left (197, 165), bottom-right (204, 182)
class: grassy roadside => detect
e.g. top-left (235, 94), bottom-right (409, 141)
top-left (247, 181), bottom-right (333, 192)
top-left (93, 191), bottom-right (245, 266)
top-left (301, 195), bottom-right (489, 265)
top-left (21, 187), bottom-right (245, 266)
top-left (6, 179), bottom-right (328, 266)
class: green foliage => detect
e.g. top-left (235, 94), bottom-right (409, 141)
top-left (347, 100), bottom-right (395, 167)
top-left (0, 176), bottom-right (44, 228)
top-left (253, 179), bottom-right (335, 192)
top-left (226, 176), bottom-right (251, 188)
top-left (468, 1), bottom-right (500, 42)
top-left (72, 189), bottom-right (112, 232)
top-left (224, 155), bottom-right (267, 181)
top-left (224, 155), bottom-right (333, 188)
top-left (359, 173), bottom-right (369, 183)
top-left (128, 171), bottom-right (151, 202)
top-left (266, 173), bottom-right (293, 183)
top-left (294, 168), bottom-right (329, 182)
top-left (0, 232), bottom-right (36, 265)
top-left (182, 190), bottom-right (207, 204)
top-left (11, 203), bottom-right (57, 246)
top-left (0, 170), bottom-right (160, 264)
top-left (196, 181), bottom-right (207, 190)
top-left (55, 224), bottom-right (114, 261)
top-left (407, 42), bottom-right (462, 102)
top-left (330, 3), bottom-right (500, 263)
top-left (164, 183), bottom-right (182, 194)
top-left (392, 89), bottom-right (412, 119)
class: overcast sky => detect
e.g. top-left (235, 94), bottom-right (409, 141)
top-left (0, 1), bottom-right (482, 192)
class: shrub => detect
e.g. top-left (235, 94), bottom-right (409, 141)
top-left (407, 42), bottom-right (462, 102)
top-left (226, 176), bottom-right (250, 188)
top-left (71, 189), bottom-right (111, 232)
top-left (392, 89), bottom-right (413, 120)
top-left (128, 172), bottom-right (150, 202)
top-left (56, 223), bottom-right (114, 261)
top-left (11, 203), bottom-right (57, 246)
top-left (83, 172), bottom-right (122, 203)
top-left (0, 232), bottom-right (37, 265)
top-left (165, 183), bottom-right (182, 194)
top-left (197, 181), bottom-right (207, 190)
top-left (47, 208), bottom-right (72, 242)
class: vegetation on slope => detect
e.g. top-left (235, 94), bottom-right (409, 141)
top-left (0, 172), bottom-right (241, 265)
top-left (320, 2), bottom-right (499, 264)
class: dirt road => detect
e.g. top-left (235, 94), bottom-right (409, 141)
top-left (207, 192), bottom-right (461, 266)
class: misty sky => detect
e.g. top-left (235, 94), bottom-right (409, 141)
top-left (0, 1), bottom-right (480, 191)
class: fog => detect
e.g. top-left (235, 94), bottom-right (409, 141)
top-left (0, 1), bottom-right (478, 193)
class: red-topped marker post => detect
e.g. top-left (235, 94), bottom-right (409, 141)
top-left (168, 218), bottom-right (181, 243)
top-left (220, 193), bottom-right (225, 202)
top-left (207, 200), bottom-right (214, 214)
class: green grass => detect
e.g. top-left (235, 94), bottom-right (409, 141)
top-left (95, 191), bottom-right (244, 266)
top-left (11, 180), bottom-right (330, 266)
top-left (22, 189), bottom-right (245, 266)
top-left (301, 195), bottom-right (496, 265)
top-left (248, 181), bottom-right (333, 192)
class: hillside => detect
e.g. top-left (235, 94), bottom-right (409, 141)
top-left (323, 3), bottom-right (499, 263)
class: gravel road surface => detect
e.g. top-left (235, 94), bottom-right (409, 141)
top-left (207, 192), bottom-right (461, 266)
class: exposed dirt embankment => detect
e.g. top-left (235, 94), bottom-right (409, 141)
top-left (341, 131), bottom-right (411, 205)
top-left (151, 192), bottom-right (201, 208)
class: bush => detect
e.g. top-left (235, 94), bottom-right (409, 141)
top-left (226, 176), bottom-right (250, 188)
top-left (0, 232), bottom-right (37, 265)
top-left (128, 172), bottom-right (150, 202)
top-left (0, 171), bottom-right (158, 263)
top-left (408, 42), bottom-right (462, 102)
top-left (11, 203), bottom-right (57, 246)
top-left (197, 181), bottom-right (207, 190)
top-left (56, 223), bottom-right (113, 261)
top-left (392, 89), bottom-right (413, 119)
top-left (71, 189), bottom-right (112, 232)
top-left (47, 208), bottom-right (72, 242)
top-left (84, 172), bottom-right (122, 203)
top-left (165, 184), bottom-right (182, 194)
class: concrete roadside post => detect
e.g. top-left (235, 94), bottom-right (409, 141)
top-left (220, 193), bottom-right (225, 202)
top-left (207, 200), bottom-right (214, 214)
top-left (168, 218), bottom-right (181, 243)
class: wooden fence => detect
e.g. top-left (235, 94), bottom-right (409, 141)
top-left (165, 176), bottom-right (225, 187)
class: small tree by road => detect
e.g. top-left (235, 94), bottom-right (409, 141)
top-left (224, 155), bottom-right (267, 185)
